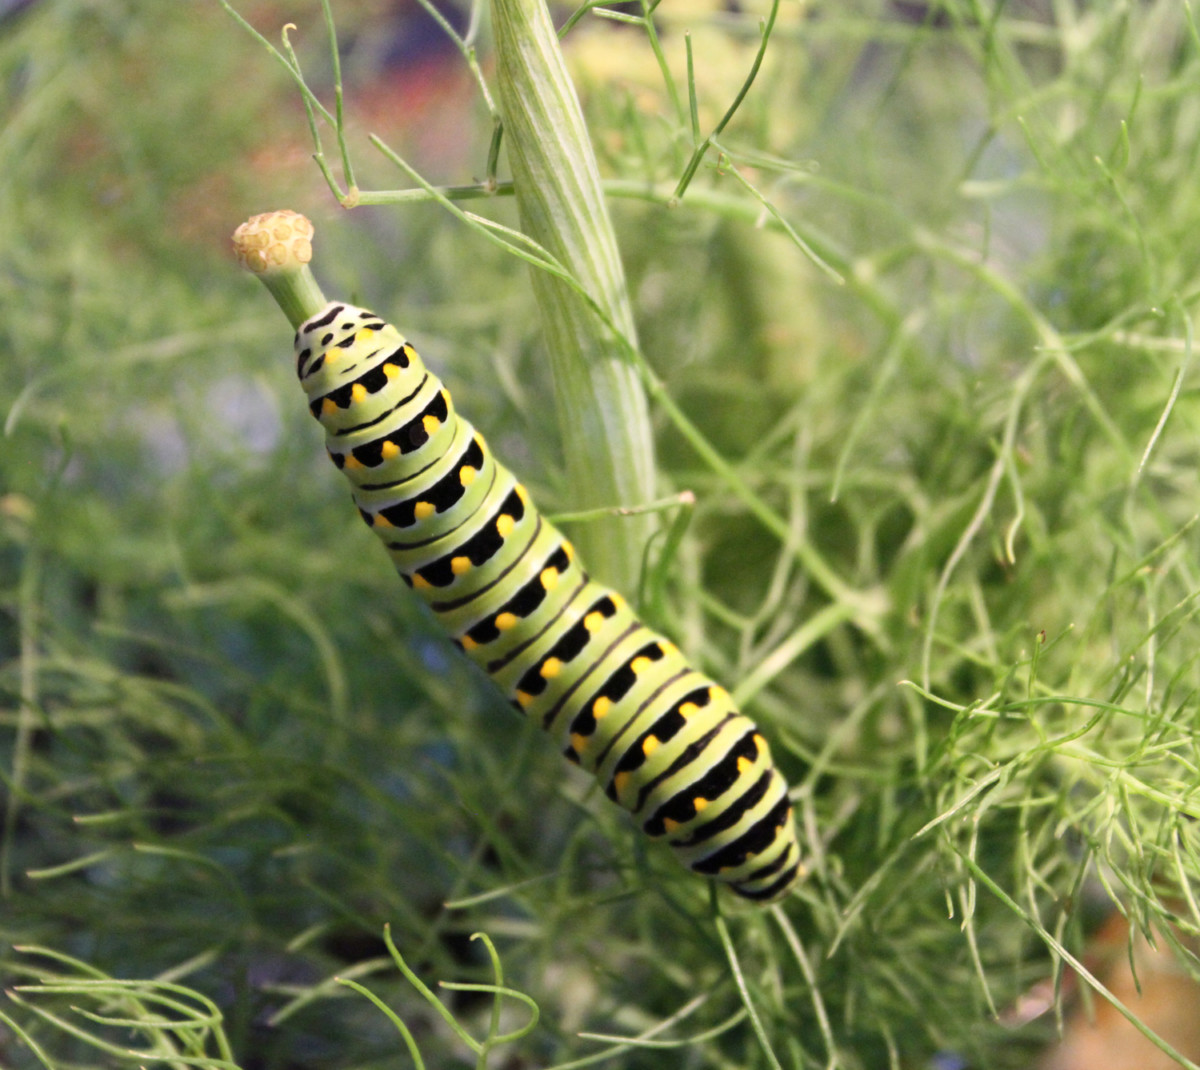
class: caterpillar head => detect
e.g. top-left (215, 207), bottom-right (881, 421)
top-left (293, 303), bottom-right (427, 441)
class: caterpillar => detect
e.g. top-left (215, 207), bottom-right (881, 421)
top-left (232, 210), bottom-right (803, 904)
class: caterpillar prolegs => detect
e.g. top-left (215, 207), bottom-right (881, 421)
top-left (233, 211), bottom-right (804, 904)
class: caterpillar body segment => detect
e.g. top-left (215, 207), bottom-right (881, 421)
top-left (233, 211), bottom-right (803, 904)
top-left (294, 301), bottom-right (803, 903)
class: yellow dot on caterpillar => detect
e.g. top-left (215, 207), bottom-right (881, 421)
top-left (541, 657), bottom-right (562, 679)
top-left (495, 612), bottom-right (517, 631)
top-left (515, 690), bottom-right (533, 709)
top-left (373, 514), bottom-right (393, 528)
top-left (321, 397), bottom-right (338, 416)
top-left (496, 514), bottom-right (515, 538)
top-left (584, 611), bottom-right (604, 632)
top-left (383, 363), bottom-right (400, 379)
top-left (613, 771), bottom-right (630, 795)
top-left (710, 685), bottom-right (729, 703)
top-left (561, 539), bottom-right (574, 559)
top-left (693, 796), bottom-right (708, 812)
top-left (351, 383), bottom-right (367, 403)
top-left (663, 817), bottom-right (679, 833)
top-left (571, 732), bottom-right (589, 755)
top-left (460, 634), bottom-right (478, 652)
top-left (679, 702), bottom-right (699, 719)
top-left (355, 328), bottom-right (374, 344)
top-left (451, 556), bottom-right (471, 576)
top-left (323, 349), bottom-right (339, 363)
top-left (593, 696), bottom-right (611, 719)
top-left (660, 641), bottom-right (677, 658)
top-left (754, 734), bottom-right (768, 755)
top-left (611, 593), bottom-right (625, 611)
top-left (459, 466), bottom-right (477, 487)
top-left (737, 756), bottom-right (752, 774)
top-left (423, 414), bottom-right (441, 436)
top-left (411, 573), bottom-right (431, 590)
top-left (642, 735), bottom-right (660, 757)
top-left (414, 501), bottom-right (435, 520)
top-left (402, 344), bottom-right (418, 363)
top-left (381, 440), bottom-right (400, 460)
top-left (540, 567), bottom-right (558, 590)
top-left (515, 484), bottom-right (530, 505)
top-left (631, 656), bottom-right (651, 674)
top-left (344, 455), bottom-right (363, 470)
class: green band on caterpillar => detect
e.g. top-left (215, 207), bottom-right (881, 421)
top-left (234, 211), bottom-right (804, 904)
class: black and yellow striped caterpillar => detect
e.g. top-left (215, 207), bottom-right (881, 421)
top-left (233, 210), bottom-right (803, 903)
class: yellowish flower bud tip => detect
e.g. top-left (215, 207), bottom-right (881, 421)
top-left (232, 210), bottom-right (314, 275)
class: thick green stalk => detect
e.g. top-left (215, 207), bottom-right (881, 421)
top-left (490, 0), bottom-right (655, 592)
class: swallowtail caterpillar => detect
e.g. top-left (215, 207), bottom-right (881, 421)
top-left (232, 210), bottom-right (803, 904)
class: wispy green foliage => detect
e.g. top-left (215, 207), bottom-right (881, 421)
top-left (5, 1), bottom-right (1200, 1068)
